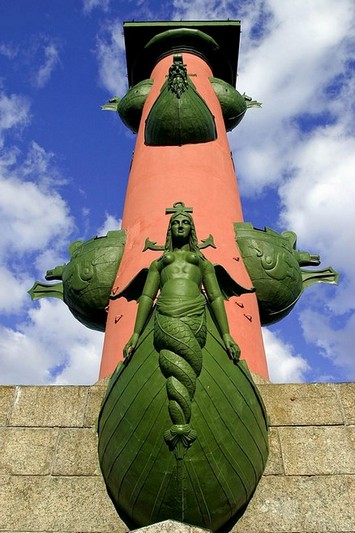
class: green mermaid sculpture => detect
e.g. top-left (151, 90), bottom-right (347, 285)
top-left (124, 204), bottom-right (240, 358)
top-left (123, 202), bottom-right (240, 454)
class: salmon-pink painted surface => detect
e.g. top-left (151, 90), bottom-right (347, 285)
top-left (100, 53), bottom-right (269, 379)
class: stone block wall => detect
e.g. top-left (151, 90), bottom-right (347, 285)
top-left (0, 381), bottom-right (354, 533)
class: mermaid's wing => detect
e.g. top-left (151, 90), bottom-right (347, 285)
top-left (214, 264), bottom-right (255, 299)
top-left (111, 268), bottom-right (149, 302)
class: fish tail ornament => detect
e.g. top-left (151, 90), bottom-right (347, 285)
top-left (155, 312), bottom-right (206, 458)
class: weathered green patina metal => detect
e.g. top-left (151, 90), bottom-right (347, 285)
top-left (209, 77), bottom-right (261, 131)
top-left (234, 223), bottom-right (339, 325)
top-left (102, 79), bottom-right (153, 133)
top-left (145, 55), bottom-right (217, 146)
top-left (103, 75), bottom-right (260, 136)
top-left (98, 204), bottom-right (269, 532)
top-left (28, 230), bottom-right (126, 331)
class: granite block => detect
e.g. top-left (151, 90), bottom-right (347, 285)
top-left (232, 475), bottom-right (355, 532)
top-left (0, 427), bottom-right (58, 475)
top-left (264, 427), bottom-right (284, 476)
top-left (0, 386), bottom-right (15, 426)
top-left (258, 383), bottom-right (343, 426)
top-left (0, 475), bottom-right (125, 532)
top-left (278, 426), bottom-right (355, 475)
top-left (336, 383), bottom-right (355, 425)
top-left (52, 428), bottom-right (100, 475)
top-left (84, 385), bottom-right (106, 427)
top-left (9, 386), bottom-right (89, 427)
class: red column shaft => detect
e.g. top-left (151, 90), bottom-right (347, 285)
top-left (100, 53), bottom-right (269, 379)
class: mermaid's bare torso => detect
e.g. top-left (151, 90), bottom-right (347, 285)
top-left (157, 250), bottom-right (204, 301)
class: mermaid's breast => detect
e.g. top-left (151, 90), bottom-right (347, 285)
top-left (97, 309), bottom-right (269, 532)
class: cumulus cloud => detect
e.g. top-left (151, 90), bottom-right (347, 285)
top-left (0, 266), bottom-right (31, 314)
top-left (0, 143), bottom-right (73, 259)
top-left (300, 309), bottom-right (355, 381)
top-left (97, 213), bottom-right (122, 236)
top-left (231, 1), bottom-right (355, 193)
top-left (263, 328), bottom-right (310, 383)
top-left (95, 20), bottom-right (128, 96)
top-left (0, 84), bottom-right (98, 384)
top-left (0, 159), bottom-right (102, 384)
top-left (279, 126), bottom-right (355, 311)
top-left (0, 94), bottom-right (74, 322)
top-left (1, 179), bottom-right (71, 255)
top-left (0, 300), bottom-right (103, 385)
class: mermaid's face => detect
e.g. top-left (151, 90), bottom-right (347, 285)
top-left (171, 215), bottom-right (192, 240)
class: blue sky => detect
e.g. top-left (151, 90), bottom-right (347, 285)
top-left (0, 0), bottom-right (354, 385)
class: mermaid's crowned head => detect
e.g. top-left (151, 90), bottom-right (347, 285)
top-left (165, 201), bottom-right (199, 252)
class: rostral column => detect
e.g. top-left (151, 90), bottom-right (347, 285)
top-left (99, 21), bottom-right (269, 380)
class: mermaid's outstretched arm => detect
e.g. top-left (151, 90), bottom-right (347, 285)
top-left (202, 261), bottom-right (241, 362)
top-left (123, 261), bottom-right (160, 358)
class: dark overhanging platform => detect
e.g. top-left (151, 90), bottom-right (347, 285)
top-left (123, 20), bottom-right (241, 87)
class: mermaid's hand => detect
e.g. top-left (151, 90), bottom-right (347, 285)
top-left (223, 334), bottom-right (241, 363)
top-left (123, 333), bottom-right (139, 360)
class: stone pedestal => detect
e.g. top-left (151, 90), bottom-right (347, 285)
top-left (0, 381), bottom-right (354, 532)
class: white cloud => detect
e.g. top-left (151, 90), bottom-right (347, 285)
top-left (83, 0), bottom-right (110, 14)
top-left (232, 1), bottom-right (354, 193)
top-left (0, 266), bottom-right (31, 314)
top-left (34, 41), bottom-right (61, 88)
top-left (0, 144), bottom-right (73, 258)
top-left (263, 328), bottom-right (310, 383)
top-left (0, 91), bottom-right (30, 148)
top-left (279, 125), bottom-right (355, 276)
top-left (172, 0), bottom-right (239, 20)
top-left (97, 213), bottom-right (122, 236)
top-left (0, 176), bottom-right (72, 255)
top-left (0, 42), bottom-right (18, 59)
top-left (300, 309), bottom-right (355, 381)
top-left (95, 20), bottom-right (128, 96)
top-left (0, 326), bottom-right (50, 385)
top-left (0, 55), bottom-right (102, 386)
top-left (0, 300), bottom-right (103, 385)
top-left (34, 248), bottom-right (69, 280)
